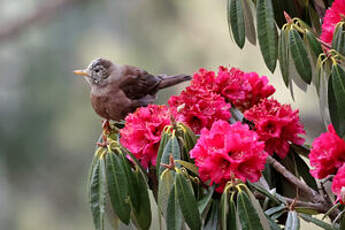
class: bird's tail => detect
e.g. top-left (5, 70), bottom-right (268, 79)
top-left (157, 74), bottom-right (191, 90)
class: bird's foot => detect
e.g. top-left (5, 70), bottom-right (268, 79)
top-left (102, 120), bottom-right (111, 133)
top-left (97, 135), bottom-right (108, 148)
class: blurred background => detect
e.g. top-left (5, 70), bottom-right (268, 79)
top-left (0, 0), bottom-right (324, 229)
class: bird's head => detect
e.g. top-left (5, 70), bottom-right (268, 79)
top-left (73, 58), bottom-right (114, 86)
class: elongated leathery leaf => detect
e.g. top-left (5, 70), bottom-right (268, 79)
top-left (242, 0), bottom-right (256, 45)
top-left (257, 0), bottom-right (278, 73)
top-left (332, 23), bottom-right (345, 56)
top-left (294, 152), bottom-right (318, 191)
top-left (197, 186), bottom-right (214, 216)
top-left (156, 130), bottom-right (170, 176)
top-left (166, 184), bottom-right (183, 230)
top-left (175, 172), bottom-right (201, 230)
top-left (278, 29), bottom-right (290, 87)
top-left (329, 64), bottom-right (345, 138)
top-left (159, 135), bottom-right (181, 175)
top-left (230, 0), bottom-right (246, 48)
top-left (285, 211), bottom-right (300, 230)
top-left (305, 30), bottom-right (323, 59)
top-left (289, 29), bottom-right (312, 84)
top-left (229, 194), bottom-right (240, 230)
top-left (105, 152), bottom-right (131, 224)
top-left (133, 168), bottom-right (152, 230)
top-left (237, 191), bottom-right (264, 230)
top-left (220, 189), bottom-right (229, 230)
top-left (300, 213), bottom-right (334, 230)
top-left (158, 169), bottom-right (174, 217)
top-left (90, 157), bottom-right (106, 230)
top-left (244, 188), bottom-right (271, 230)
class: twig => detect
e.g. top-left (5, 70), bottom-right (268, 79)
top-left (0, 0), bottom-right (79, 42)
top-left (266, 155), bottom-right (321, 202)
top-left (266, 156), bottom-right (341, 219)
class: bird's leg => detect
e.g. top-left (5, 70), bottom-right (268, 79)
top-left (97, 120), bottom-right (111, 147)
top-left (102, 119), bottom-right (111, 134)
top-left (97, 135), bottom-right (108, 148)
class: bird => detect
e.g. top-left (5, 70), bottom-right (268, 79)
top-left (73, 58), bottom-right (191, 122)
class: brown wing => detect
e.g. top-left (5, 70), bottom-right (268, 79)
top-left (119, 65), bottom-right (161, 100)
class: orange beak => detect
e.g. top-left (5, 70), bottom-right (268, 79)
top-left (73, 69), bottom-right (90, 77)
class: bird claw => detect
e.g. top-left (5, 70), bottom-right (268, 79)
top-left (97, 134), bottom-right (108, 148)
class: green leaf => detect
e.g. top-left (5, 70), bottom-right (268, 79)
top-left (299, 213), bottom-right (334, 230)
top-left (175, 160), bottom-right (198, 175)
top-left (320, 65), bottom-right (332, 127)
top-left (248, 182), bottom-right (281, 205)
top-left (237, 191), bottom-right (264, 230)
top-left (88, 149), bottom-right (104, 199)
top-left (294, 152), bottom-right (318, 191)
top-left (156, 131), bottom-right (170, 176)
top-left (329, 64), bottom-right (345, 138)
top-left (159, 136), bottom-right (181, 175)
top-left (257, 0), bottom-right (278, 72)
top-left (286, 211), bottom-right (300, 230)
top-left (166, 185), bottom-right (183, 230)
top-left (118, 153), bottom-right (139, 215)
top-left (289, 29), bottom-right (312, 84)
top-left (175, 172), bottom-right (201, 230)
top-left (241, 0), bottom-right (256, 45)
top-left (197, 186), bottom-right (214, 216)
top-left (158, 169), bottom-right (174, 217)
top-left (220, 190), bottom-right (229, 230)
top-left (244, 187), bottom-right (271, 230)
top-left (278, 29), bottom-right (290, 87)
top-left (105, 152), bottom-right (131, 225)
top-left (264, 205), bottom-right (286, 217)
top-left (305, 30), bottom-right (323, 59)
top-left (89, 158), bottom-right (106, 230)
top-left (228, 195), bottom-right (240, 230)
top-left (230, 0), bottom-right (246, 48)
top-left (294, 207), bottom-right (319, 215)
top-left (179, 123), bottom-right (197, 155)
top-left (332, 23), bottom-right (345, 56)
top-left (132, 168), bottom-right (152, 230)
top-left (204, 199), bottom-right (219, 229)
top-left (265, 214), bottom-right (281, 230)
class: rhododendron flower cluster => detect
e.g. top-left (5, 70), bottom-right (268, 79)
top-left (244, 99), bottom-right (305, 159)
top-left (120, 104), bottom-right (171, 169)
top-left (168, 87), bottom-right (231, 134)
top-left (320, 0), bottom-right (345, 44)
top-left (190, 66), bottom-right (275, 111)
top-left (215, 67), bottom-right (275, 111)
top-left (309, 124), bottom-right (345, 179)
top-left (332, 164), bottom-right (345, 204)
top-left (190, 120), bottom-right (268, 192)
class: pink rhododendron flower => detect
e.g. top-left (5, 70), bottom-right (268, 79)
top-left (215, 67), bottom-right (275, 111)
top-left (168, 87), bottom-right (231, 134)
top-left (190, 120), bottom-right (268, 192)
top-left (190, 68), bottom-right (217, 91)
top-left (189, 66), bottom-right (275, 111)
top-left (244, 99), bottom-right (305, 159)
top-left (320, 0), bottom-right (345, 44)
top-left (309, 124), bottom-right (345, 179)
top-left (120, 105), bottom-right (171, 169)
top-left (332, 164), bottom-right (345, 204)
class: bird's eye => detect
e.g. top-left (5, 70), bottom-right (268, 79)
top-left (95, 69), bottom-right (99, 73)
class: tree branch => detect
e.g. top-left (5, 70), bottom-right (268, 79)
top-left (267, 155), bottom-right (341, 219)
top-left (0, 0), bottom-right (80, 42)
top-left (267, 155), bottom-right (321, 202)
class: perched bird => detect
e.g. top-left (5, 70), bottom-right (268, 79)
top-left (74, 58), bottom-right (191, 121)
